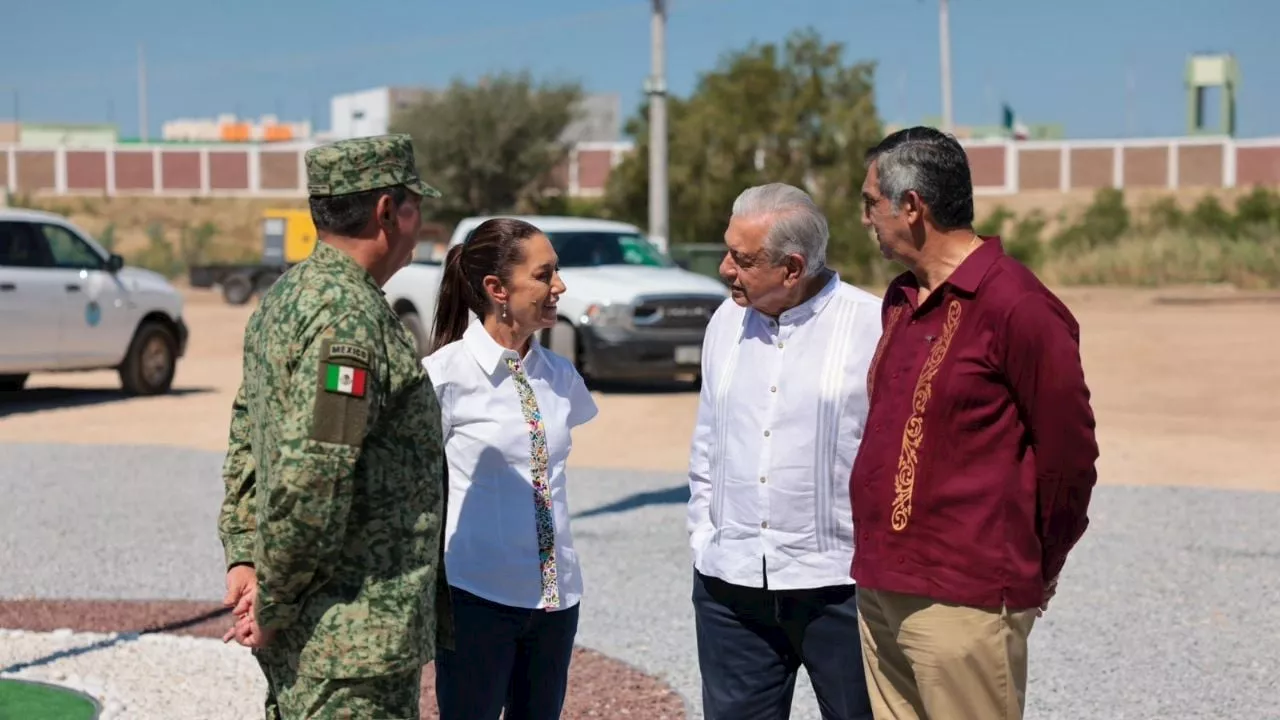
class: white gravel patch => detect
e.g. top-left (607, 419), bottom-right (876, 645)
top-left (0, 628), bottom-right (264, 720)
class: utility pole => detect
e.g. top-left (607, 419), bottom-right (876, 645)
top-left (137, 43), bottom-right (149, 141)
top-left (938, 0), bottom-right (953, 133)
top-left (646, 0), bottom-right (669, 249)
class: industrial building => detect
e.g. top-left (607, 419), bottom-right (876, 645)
top-left (326, 85), bottom-right (623, 145)
top-left (162, 114), bottom-right (312, 143)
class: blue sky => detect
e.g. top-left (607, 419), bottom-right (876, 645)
top-left (3, 0), bottom-right (1275, 140)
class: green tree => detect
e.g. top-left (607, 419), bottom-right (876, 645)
top-left (390, 71), bottom-right (584, 224)
top-left (97, 222), bottom-right (117, 251)
top-left (1051, 187), bottom-right (1130, 255)
top-left (179, 221), bottom-right (219, 267)
top-left (975, 205), bottom-right (1015, 236)
top-left (1234, 186), bottom-right (1280, 234)
top-left (604, 28), bottom-right (890, 282)
top-left (128, 223), bottom-right (182, 278)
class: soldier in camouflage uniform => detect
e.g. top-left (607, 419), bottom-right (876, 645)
top-left (217, 133), bottom-right (452, 719)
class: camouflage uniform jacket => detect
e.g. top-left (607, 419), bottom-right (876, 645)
top-left (218, 240), bottom-right (451, 678)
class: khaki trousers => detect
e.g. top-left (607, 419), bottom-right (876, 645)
top-left (856, 587), bottom-right (1037, 720)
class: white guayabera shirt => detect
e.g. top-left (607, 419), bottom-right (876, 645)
top-left (687, 271), bottom-right (883, 590)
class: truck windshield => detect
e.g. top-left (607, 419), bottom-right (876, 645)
top-left (546, 231), bottom-right (672, 268)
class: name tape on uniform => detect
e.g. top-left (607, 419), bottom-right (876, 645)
top-left (327, 343), bottom-right (372, 366)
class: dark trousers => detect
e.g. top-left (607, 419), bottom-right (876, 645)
top-left (434, 585), bottom-right (579, 720)
top-left (693, 568), bottom-right (874, 720)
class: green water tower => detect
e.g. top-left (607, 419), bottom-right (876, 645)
top-left (1186, 53), bottom-right (1239, 136)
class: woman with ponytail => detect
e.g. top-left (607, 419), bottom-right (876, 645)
top-left (422, 217), bottom-right (598, 720)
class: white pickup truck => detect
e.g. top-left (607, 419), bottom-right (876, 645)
top-left (383, 215), bottom-right (728, 383)
top-left (0, 208), bottom-right (189, 394)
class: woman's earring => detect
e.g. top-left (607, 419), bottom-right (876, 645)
top-left (501, 303), bottom-right (508, 320)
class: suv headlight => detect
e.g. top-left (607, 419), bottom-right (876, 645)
top-left (581, 301), bottom-right (633, 328)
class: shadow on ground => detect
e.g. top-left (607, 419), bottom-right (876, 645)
top-left (586, 378), bottom-right (700, 395)
top-left (0, 601), bottom-right (229, 674)
top-left (0, 387), bottom-right (214, 417)
top-left (574, 484), bottom-right (690, 520)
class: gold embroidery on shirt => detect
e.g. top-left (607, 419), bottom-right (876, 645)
top-left (891, 298), bottom-right (962, 532)
top-left (867, 304), bottom-right (906, 401)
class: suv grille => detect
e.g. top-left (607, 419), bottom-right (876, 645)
top-left (632, 295), bottom-right (723, 330)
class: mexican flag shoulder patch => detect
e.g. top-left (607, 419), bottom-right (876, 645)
top-left (325, 362), bottom-right (368, 397)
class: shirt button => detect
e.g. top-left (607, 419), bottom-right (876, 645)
top-left (778, 342), bottom-right (785, 349)
top-left (763, 430), bottom-right (771, 437)
top-left (761, 521), bottom-right (768, 529)
top-left (770, 385), bottom-right (777, 393)
top-left (759, 476), bottom-right (767, 483)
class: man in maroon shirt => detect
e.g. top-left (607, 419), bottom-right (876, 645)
top-left (849, 126), bottom-right (1099, 719)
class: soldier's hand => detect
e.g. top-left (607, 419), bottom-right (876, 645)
top-left (235, 607), bottom-right (276, 648)
top-left (222, 565), bottom-right (258, 644)
top-left (222, 604), bottom-right (259, 644)
top-left (223, 564), bottom-right (257, 612)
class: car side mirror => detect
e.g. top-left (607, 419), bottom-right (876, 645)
top-left (106, 253), bottom-right (124, 273)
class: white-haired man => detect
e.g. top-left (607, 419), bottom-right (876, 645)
top-left (687, 183), bottom-right (881, 719)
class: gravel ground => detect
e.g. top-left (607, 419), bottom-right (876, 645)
top-left (0, 628), bottom-right (264, 719)
top-left (3, 442), bottom-right (1280, 719)
top-left (0, 600), bottom-right (684, 719)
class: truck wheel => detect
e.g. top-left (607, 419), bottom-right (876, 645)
top-left (400, 311), bottom-right (429, 359)
top-left (119, 322), bottom-right (178, 396)
top-left (0, 374), bottom-right (28, 392)
top-left (253, 272), bottom-right (278, 295)
top-left (222, 274), bottom-right (254, 306)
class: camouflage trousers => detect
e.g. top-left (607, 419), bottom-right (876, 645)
top-left (255, 652), bottom-right (422, 720)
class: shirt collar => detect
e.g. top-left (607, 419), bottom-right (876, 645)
top-left (764, 269), bottom-right (842, 326)
top-left (943, 235), bottom-right (1004, 295)
top-left (463, 321), bottom-right (539, 376)
top-left (310, 240), bottom-right (384, 296)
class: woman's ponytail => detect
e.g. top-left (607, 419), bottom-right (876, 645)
top-left (427, 217), bottom-right (545, 355)
top-left (430, 243), bottom-right (474, 354)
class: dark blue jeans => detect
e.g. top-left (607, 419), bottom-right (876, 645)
top-left (434, 585), bottom-right (579, 720)
top-left (693, 568), bottom-right (874, 720)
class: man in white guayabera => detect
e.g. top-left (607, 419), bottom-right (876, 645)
top-left (687, 183), bottom-right (882, 720)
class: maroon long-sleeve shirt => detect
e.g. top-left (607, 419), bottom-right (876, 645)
top-left (849, 236), bottom-right (1098, 610)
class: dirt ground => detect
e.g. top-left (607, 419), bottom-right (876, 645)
top-left (3, 285), bottom-right (1278, 492)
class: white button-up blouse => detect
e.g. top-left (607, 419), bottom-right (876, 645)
top-left (424, 321), bottom-right (598, 610)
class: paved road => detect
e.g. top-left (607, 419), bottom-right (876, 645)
top-left (2, 443), bottom-right (1278, 719)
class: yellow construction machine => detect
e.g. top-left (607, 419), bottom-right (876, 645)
top-left (187, 208), bottom-right (318, 305)
top-left (189, 208), bottom-right (445, 305)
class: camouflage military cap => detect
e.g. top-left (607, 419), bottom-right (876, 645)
top-left (305, 133), bottom-right (442, 199)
